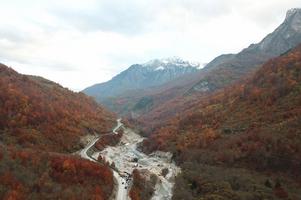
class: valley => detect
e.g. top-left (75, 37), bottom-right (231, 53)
top-left (0, 5), bottom-right (301, 200)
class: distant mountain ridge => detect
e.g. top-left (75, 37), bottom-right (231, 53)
top-left (133, 8), bottom-right (301, 136)
top-left (83, 57), bottom-right (201, 100)
top-left (83, 8), bottom-right (301, 120)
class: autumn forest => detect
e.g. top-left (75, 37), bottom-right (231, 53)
top-left (1, 5), bottom-right (301, 200)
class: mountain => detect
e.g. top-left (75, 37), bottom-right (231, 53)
top-left (0, 64), bottom-right (115, 199)
top-left (88, 8), bottom-right (301, 120)
top-left (83, 57), bottom-right (201, 100)
top-left (111, 8), bottom-right (301, 120)
top-left (140, 43), bottom-right (301, 200)
top-left (245, 8), bottom-right (301, 57)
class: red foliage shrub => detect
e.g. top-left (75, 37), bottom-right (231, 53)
top-left (129, 169), bottom-right (156, 200)
top-left (274, 187), bottom-right (289, 199)
top-left (95, 131), bottom-right (122, 151)
top-left (50, 155), bottom-right (113, 186)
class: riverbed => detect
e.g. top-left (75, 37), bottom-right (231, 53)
top-left (92, 121), bottom-right (181, 200)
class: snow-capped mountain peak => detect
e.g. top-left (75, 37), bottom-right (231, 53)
top-left (141, 57), bottom-right (201, 70)
top-left (155, 66), bottom-right (165, 71)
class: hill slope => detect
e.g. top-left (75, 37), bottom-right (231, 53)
top-left (0, 64), bottom-right (115, 152)
top-left (0, 64), bottom-right (115, 199)
top-left (139, 44), bottom-right (301, 200)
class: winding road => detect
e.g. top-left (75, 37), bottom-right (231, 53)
top-left (79, 119), bottom-right (128, 200)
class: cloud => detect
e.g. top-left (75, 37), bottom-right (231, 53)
top-left (47, 1), bottom-right (153, 35)
top-left (47, 0), bottom-right (233, 35)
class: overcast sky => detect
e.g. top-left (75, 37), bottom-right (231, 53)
top-left (0, 0), bottom-right (300, 91)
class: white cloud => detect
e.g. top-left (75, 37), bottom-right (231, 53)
top-left (0, 0), bottom-right (300, 90)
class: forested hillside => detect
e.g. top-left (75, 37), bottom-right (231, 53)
top-left (138, 44), bottom-right (301, 200)
top-left (0, 64), bottom-right (115, 152)
top-left (0, 146), bottom-right (113, 200)
top-left (0, 64), bottom-right (115, 199)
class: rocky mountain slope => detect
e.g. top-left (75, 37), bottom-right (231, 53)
top-left (190, 8), bottom-right (301, 93)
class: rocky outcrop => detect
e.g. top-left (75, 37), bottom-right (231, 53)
top-left (191, 8), bottom-right (301, 93)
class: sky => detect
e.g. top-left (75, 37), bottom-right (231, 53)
top-left (0, 0), bottom-right (300, 91)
